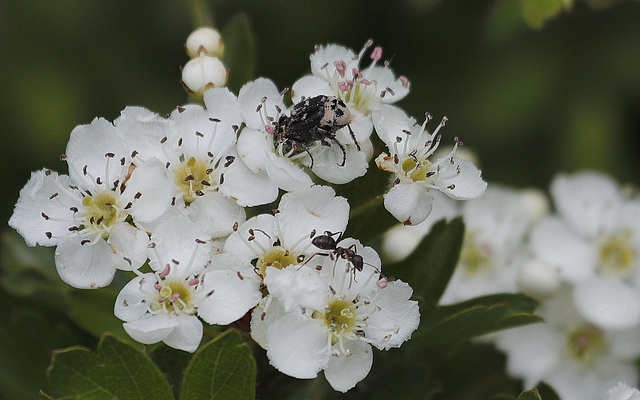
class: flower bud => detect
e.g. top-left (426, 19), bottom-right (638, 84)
top-left (181, 55), bottom-right (228, 101)
top-left (185, 27), bottom-right (224, 58)
top-left (516, 258), bottom-right (561, 299)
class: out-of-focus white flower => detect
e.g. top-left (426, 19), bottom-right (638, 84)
top-left (529, 171), bottom-right (640, 329)
top-left (9, 108), bottom-right (174, 288)
top-left (495, 289), bottom-right (640, 400)
top-left (372, 104), bottom-right (487, 226)
top-left (252, 238), bottom-right (419, 392)
top-left (185, 27), bottom-right (224, 58)
top-left (440, 186), bottom-right (542, 304)
top-left (114, 216), bottom-right (261, 352)
top-left (607, 383), bottom-right (640, 400)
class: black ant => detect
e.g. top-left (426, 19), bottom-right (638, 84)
top-left (304, 231), bottom-right (379, 284)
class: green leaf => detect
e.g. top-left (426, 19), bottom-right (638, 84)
top-left (47, 334), bottom-right (173, 400)
top-left (385, 217), bottom-right (465, 305)
top-left (519, 0), bottom-right (573, 29)
top-left (420, 293), bottom-right (542, 344)
top-left (181, 330), bottom-right (255, 400)
top-left (517, 388), bottom-right (543, 400)
top-left (66, 288), bottom-right (133, 344)
top-left (38, 391), bottom-right (56, 399)
top-left (222, 14), bottom-right (256, 95)
top-left (150, 344), bottom-right (193, 400)
top-left (535, 382), bottom-right (561, 400)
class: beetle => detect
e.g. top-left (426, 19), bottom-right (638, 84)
top-left (273, 95), bottom-right (360, 168)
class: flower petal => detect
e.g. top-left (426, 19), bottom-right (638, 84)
top-left (55, 236), bottom-right (116, 289)
top-left (573, 278), bottom-right (640, 330)
top-left (187, 191), bottom-right (246, 239)
top-left (324, 340), bottom-right (373, 393)
top-left (114, 273), bottom-right (156, 321)
top-left (107, 222), bottom-right (149, 270)
top-left (162, 314), bottom-right (203, 353)
top-left (197, 269), bottom-right (262, 325)
top-left (383, 183), bottom-right (434, 226)
top-left (123, 313), bottom-right (179, 345)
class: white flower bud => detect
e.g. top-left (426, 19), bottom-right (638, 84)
top-left (181, 55), bottom-right (228, 99)
top-left (518, 188), bottom-right (550, 222)
top-left (186, 27), bottom-right (224, 58)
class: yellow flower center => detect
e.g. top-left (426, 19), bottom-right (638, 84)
top-left (566, 324), bottom-right (606, 365)
top-left (256, 246), bottom-right (299, 277)
top-left (402, 158), bottom-right (432, 182)
top-left (599, 231), bottom-right (636, 275)
top-left (82, 191), bottom-right (121, 237)
top-left (151, 280), bottom-right (195, 315)
top-left (173, 157), bottom-right (216, 203)
top-left (460, 232), bottom-right (492, 277)
top-left (315, 298), bottom-right (357, 345)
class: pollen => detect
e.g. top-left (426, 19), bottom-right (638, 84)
top-left (321, 299), bottom-right (358, 345)
top-left (459, 232), bottom-right (493, 277)
top-left (151, 280), bottom-right (195, 315)
top-left (566, 323), bottom-right (607, 365)
top-left (173, 157), bottom-right (217, 203)
top-left (82, 191), bottom-right (122, 237)
top-left (598, 231), bottom-right (636, 276)
top-left (256, 246), bottom-right (299, 277)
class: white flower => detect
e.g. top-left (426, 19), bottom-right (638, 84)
top-left (185, 27), bottom-right (224, 58)
top-left (608, 383), bottom-right (640, 400)
top-left (252, 238), bottom-right (420, 392)
top-left (114, 216), bottom-right (261, 352)
top-left (181, 55), bottom-right (228, 98)
top-left (372, 104), bottom-right (487, 225)
top-left (236, 78), bottom-right (368, 189)
top-left (495, 289), bottom-right (640, 400)
top-left (223, 185), bottom-right (350, 278)
top-left (292, 40), bottom-right (409, 119)
top-left (123, 88), bottom-right (276, 237)
top-left (440, 186), bottom-right (544, 304)
top-left (8, 109), bottom-right (174, 288)
top-left (529, 171), bottom-right (640, 329)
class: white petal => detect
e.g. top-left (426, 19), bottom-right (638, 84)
top-left (311, 146), bottom-right (368, 184)
top-left (310, 44), bottom-right (356, 77)
top-left (434, 157), bottom-right (487, 200)
top-left (494, 324), bottom-right (563, 388)
top-left (250, 296), bottom-right (286, 349)
top-left (265, 152), bottom-right (314, 191)
top-left (219, 148), bottom-right (279, 206)
top-left (187, 192), bottom-right (246, 239)
top-left (277, 186), bottom-right (349, 250)
top-left (324, 340), bottom-right (373, 392)
top-left (162, 314), bottom-right (203, 353)
top-left (574, 278), bottom-right (640, 330)
top-left (148, 215), bottom-right (213, 275)
top-left (530, 217), bottom-right (597, 282)
top-left (223, 214), bottom-right (275, 262)
top-left (123, 313), bottom-right (178, 345)
top-left (114, 107), bottom-right (171, 162)
top-left (384, 183), bottom-right (434, 225)
top-left (8, 169), bottom-right (81, 247)
top-left (264, 266), bottom-right (329, 312)
top-left (238, 78), bottom-right (285, 130)
top-left (291, 75), bottom-right (334, 103)
top-left (551, 171), bottom-right (622, 239)
top-left (236, 128), bottom-right (271, 173)
top-left (607, 382), bottom-right (640, 400)
top-left (121, 158), bottom-right (173, 224)
top-left (66, 117), bottom-right (128, 192)
top-left (365, 280), bottom-right (420, 350)
top-left (107, 222), bottom-right (149, 270)
top-left (372, 104), bottom-right (416, 150)
top-left (266, 312), bottom-right (329, 379)
top-left (114, 273), bottom-right (156, 321)
top-left (196, 269), bottom-right (262, 325)
top-left (55, 237), bottom-right (116, 289)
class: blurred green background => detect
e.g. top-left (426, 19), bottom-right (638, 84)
top-left (1, 0), bottom-right (640, 398)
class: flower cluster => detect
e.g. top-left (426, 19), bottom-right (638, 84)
top-left (383, 171), bottom-right (640, 400)
top-left (6, 37), bottom-right (490, 392)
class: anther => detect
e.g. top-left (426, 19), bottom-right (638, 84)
top-left (134, 192), bottom-right (142, 199)
top-left (49, 193), bottom-right (59, 200)
top-left (105, 152), bottom-right (115, 158)
top-left (195, 131), bottom-right (204, 137)
top-left (81, 239), bottom-right (90, 245)
top-left (237, 271), bottom-right (244, 280)
top-left (41, 212), bottom-right (49, 220)
top-left (209, 117), bottom-right (221, 123)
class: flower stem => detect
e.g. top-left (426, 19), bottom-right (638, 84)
top-left (349, 194), bottom-right (384, 219)
top-left (188, 0), bottom-right (214, 28)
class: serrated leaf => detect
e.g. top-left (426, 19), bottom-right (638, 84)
top-left (180, 330), bottom-right (255, 400)
top-left (420, 293), bottom-right (542, 344)
top-left (150, 344), bottom-right (193, 400)
top-left (47, 334), bottom-right (173, 400)
top-left (385, 217), bottom-right (465, 305)
top-left (222, 14), bottom-right (255, 95)
top-left (535, 382), bottom-right (561, 400)
top-left (66, 288), bottom-right (132, 343)
top-left (517, 388), bottom-right (542, 400)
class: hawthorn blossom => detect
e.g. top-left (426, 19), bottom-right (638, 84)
top-left (495, 289), bottom-right (640, 400)
top-left (608, 383), bottom-right (640, 400)
top-left (8, 110), bottom-right (174, 288)
top-left (222, 185), bottom-right (349, 279)
top-left (114, 216), bottom-right (261, 352)
top-left (529, 171), bottom-right (640, 329)
top-left (236, 78), bottom-right (368, 188)
top-left (122, 88), bottom-right (275, 237)
top-left (372, 104), bottom-right (487, 225)
top-left (251, 238), bottom-right (420, 392)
